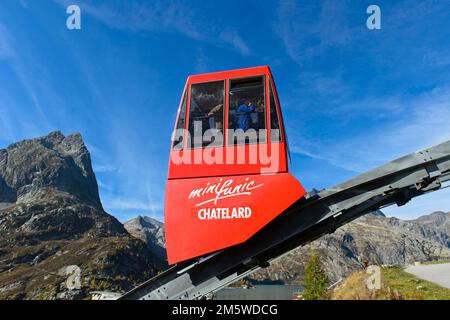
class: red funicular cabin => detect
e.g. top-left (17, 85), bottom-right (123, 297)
top-left (165, 66), bottom-right (306, 264)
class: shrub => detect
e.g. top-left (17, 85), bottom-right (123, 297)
top-left (302, 252), bottom-right (329, 300)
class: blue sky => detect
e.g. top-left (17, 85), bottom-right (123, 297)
top-left (1, 0), bottom-right (450, 222)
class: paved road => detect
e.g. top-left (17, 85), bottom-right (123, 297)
top-left (405, 263), bottom-right (450, 289)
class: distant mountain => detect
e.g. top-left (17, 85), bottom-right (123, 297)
top-left (124, 216), bottom-right (167, 261)
top-left (0, 131), bottom-right (164, 299)
top-left (410, 211), bottom-right (450, 246)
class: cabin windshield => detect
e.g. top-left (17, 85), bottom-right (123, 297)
top-left (228, 76), bottom-right (266, 145)
top-left (188, 81), bottom-right (225, 148)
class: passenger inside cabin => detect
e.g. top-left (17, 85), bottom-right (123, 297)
top-left (236, 99), bottom-right (256, 131)
top-left (228, 76), bottom-right (266, 144)
top-left (207, 103), bottom-right (223, 130)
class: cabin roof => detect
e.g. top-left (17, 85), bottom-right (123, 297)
top-left (187, 66), bottom-right (272, 84)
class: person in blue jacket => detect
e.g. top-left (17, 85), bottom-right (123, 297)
top-left (236, 99), bottom-right (256, 131)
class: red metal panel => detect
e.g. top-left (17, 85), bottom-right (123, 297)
top-left (168, 142), bottom-right (288, 179)
top-left (165, 173), bottom-right (306, 264)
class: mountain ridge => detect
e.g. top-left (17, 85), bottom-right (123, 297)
top-left (0, 131), bottom-right (164, 299)
top-left (124, 215), bottom-right (167, 261)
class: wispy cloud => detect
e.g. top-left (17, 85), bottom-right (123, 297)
top-left (0, 26), bottom-right (13, 59)
top-left (219, 30), bottom-right (251, 56)
top-left (423, 50), bottom-right (450, 68)
top-left (18, 0), bottom-right (28, 9)
top-left (86, 143), bottom-right (118, 173)
top-left (0, 24), bottom-right (54, 138)
top-left (275, 0), bottom-right (358, 65)
top-left (290, 86), bottom-right (450, 173)
top-left (194, 48), bottom-right (208, 74)
top-left (86, 131), bottom-right (167, 222)
top-left (106, 198), bottom-right (163, 211)
top-left (288, 82), bottom-right (450, 219)
top-left (73, 0), bottom-right (205, 40)
top-left (282, 71), bottom-right (353, 112)
top-left (94, 165), bottom-right (117, 173)
top-left (53, 0), bottom-right (251, 56)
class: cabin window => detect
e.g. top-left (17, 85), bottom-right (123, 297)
top-left (172, 91), bottom-right (187, 150)
top-left (228, 76), bottom-right (266, 145)
top-left (188, 81), bottom-right (225, 148)
top-left (269, 81), bottom-right (282, 142)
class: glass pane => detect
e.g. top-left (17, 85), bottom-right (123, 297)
top-left (172, 91), bottom-right (187, 150)
top-left (228, 76), bottom-right (266, 145)
top-left (188, 81), bottom-right (224, 148)
top-left (269, 82), bottom-right (282, 142)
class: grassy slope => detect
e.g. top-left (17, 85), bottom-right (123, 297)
top-left (331, 266), bottom-right (450, 300)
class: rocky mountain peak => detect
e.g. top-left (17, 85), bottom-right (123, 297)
top-left (413, 211), bottom-right (449, 226)
top-left (124, 216), bottom-right (166, 261)
top-left (0, 132), bottom-right (164, 299)
top-left (0, 131), bottom-right (101, 208)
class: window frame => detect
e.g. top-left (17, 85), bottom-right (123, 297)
top-left (268, 78), bottom-right (284, 143)
top-left (171, 84), bottom-right (188, 150)
top-left (186, 79), bottom-right (226, 150)
top-left (226, 74), bottom-right (267, 146)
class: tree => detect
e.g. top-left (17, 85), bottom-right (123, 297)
top-left (302, 252), bottom-right (329, 300)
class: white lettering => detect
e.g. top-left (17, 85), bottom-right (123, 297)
top-left (198, 207), bottom-right (252, 220)
top-left (189, 178), bottom-right (264, 207)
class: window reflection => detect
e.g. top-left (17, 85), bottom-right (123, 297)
top-left (188, 81), bottom-right (225, 148)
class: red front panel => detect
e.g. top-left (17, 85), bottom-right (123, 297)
top-left (165, 173), bottom-right (306, 264)
top-left (168, 142), bottom-right (288, 179)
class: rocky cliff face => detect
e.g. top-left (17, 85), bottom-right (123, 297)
top-left (124, 216), bottom-right (167, 261)
top-left (0, 131), bottom-right (101, 208)
top-left (0, 132), bottom-right (163, 299)
top-left (408, 211), bottom-right (450, 247)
